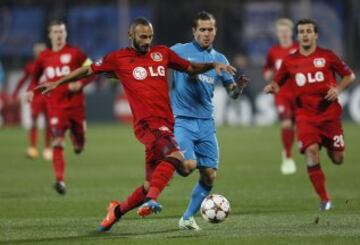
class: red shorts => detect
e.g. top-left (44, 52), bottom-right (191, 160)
top-left (134, 117), bottom-right (180, 181)
top-left (48, 107), bottom-right (86, 149)
top-left (296, 117), bottom-right (344, 154)
top-left (31, 95), bottom-right (47, 118)
top-left (275, 94), bottom-right (296, 121)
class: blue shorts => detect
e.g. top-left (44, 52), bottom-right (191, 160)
top-left (174, 116), bottom-right (219, 169)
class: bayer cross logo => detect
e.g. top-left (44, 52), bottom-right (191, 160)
top-left (133, 67), bottom-right (147, 80)
top-left (150, 52), bottom-right (162, 62)
top-left (60, 54), bottom-right (71, 64)
top-left (313, 58), bottom-right (326, 68)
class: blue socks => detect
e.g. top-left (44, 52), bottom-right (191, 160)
top-left (183, 181), bottom-right (212, 220)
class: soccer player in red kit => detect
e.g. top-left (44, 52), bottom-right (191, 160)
top-left (28, 20), bottom-right (93, 195)
top-left (12, 43), bottom-right (52, 160)
top-left (264, 19), bottom-right (356, 210)
top-left (37, 17), bottom-right (236, 231)
top-left (263, 18), bottom-right (298, 175)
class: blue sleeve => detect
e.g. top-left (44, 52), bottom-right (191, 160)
top-left (217, 54), bottom-right (234, 86)
top-left (170, 43), bottom-right (182, 54)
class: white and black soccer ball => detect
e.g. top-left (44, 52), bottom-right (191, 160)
top-left (200, 194), bottom-right (230, 223)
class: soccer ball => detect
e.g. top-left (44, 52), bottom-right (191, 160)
top-left (200, 194), bottom-right (230, 223)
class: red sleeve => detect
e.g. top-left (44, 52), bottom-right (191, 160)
top-left (27, 58), bottom-right (43, 91)
top-left (90, 52), bottom-right (116, 74)
top-left (167, 47), bottom-right (191, 71)
top-left (274, 59), bottom-right (290, 86)
top-left (13, 63), bottom-right (31, 97)
top-left (329, 51), bottom-right (353, 77)
top-left (263, 49), bottom-right (274, 74)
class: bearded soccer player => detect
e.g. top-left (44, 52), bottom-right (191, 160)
top-left (263, 18), bottom-right (298, 175)
top-left (28, 20), bottom-right (93, 195)
top-left (264, 19), bottom-right (355, 210)
top-left (36, 17), bottom-right (236, 231)
top-left (170, 11), bottom-right (247, 230)
top-left (13, 43), bottom-right (52, 161)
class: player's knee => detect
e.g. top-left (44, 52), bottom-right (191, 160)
top-left (52, 137), bottom-right (64, 148)
top-left (280, 119), bottom-right (293, 129)
top-left (200, 168), bottom-right (217, 186)
top-left (305, 144), bottom-right (319, 166)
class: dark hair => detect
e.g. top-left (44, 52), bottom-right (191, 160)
top-left (296, 18), bottom-right (318, 33)
top-left (192, 11), bottom-right (216, 29)
top-left (130, 17), bottom-right (152, 32)
top-left (48, 19), bottom-right (66, 31)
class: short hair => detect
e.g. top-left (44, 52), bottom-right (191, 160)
top-left (48, 19), bottom-right (66, 32)
top-left (192, 11), bottom-right (216, 29)
top-left (275, 18), bottom-right (294, 29)
top-left (296, 18), bottom-right (318, 33)
top-left (129, 17), bottom-right (152, 32)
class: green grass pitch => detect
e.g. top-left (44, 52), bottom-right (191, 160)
top-left (1, 123), bottom-right (359, 244)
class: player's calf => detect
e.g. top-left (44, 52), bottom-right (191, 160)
top-left (327, 150), bottom-right (344, 165)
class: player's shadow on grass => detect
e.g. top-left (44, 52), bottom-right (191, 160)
top-left (5, 227), bottom-right (205, 244)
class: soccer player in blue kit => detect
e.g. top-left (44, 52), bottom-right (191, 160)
top-left (171, 11), bottom-right (248, 230)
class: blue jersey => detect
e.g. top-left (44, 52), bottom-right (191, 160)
top-left (170, 41), bottom-right (234, 119)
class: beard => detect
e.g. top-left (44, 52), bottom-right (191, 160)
top-left (133, 39), bottom-right (150, 54)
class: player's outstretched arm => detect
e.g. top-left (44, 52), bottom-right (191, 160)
top-left (325, 73), bottom-right (356, 101)
top-left (36, 66), bottom-right (94, 94)
top-left (226, 74), bottom-right (249, 99)
top-left (187, 62), bottom-right (236, 76)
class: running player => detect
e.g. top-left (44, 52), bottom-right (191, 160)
top-left (264, 19), bottom-right (355, 210)
top-left (13, 43), bottom-right (52, 160)
top-left (28, 20), bottom-right (93, 195)
top-left (171, 11), bottom-right (247, 230)
top-left (263, 18), bottom-right (298, 174)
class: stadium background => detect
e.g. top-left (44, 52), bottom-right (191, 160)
top-left (0, 0), bottom-right (359, 127)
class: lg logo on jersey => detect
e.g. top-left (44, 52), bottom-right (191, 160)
top-left (45, 66), bottom-right (71, 79)
top-left (133, 66), bottom-right (165, 80)
top-left (295, 71), bottom-right (324, 87)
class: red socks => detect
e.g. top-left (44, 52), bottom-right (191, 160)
top-left (307, 164), bottom-right (329, 201)
top-left (119, 186), bottom-right (147, 215)
top-left (30, 126), bottom-right (37, 147)
top-left (53, 146), bottom-right (65, 182)
top-left (281, 128), bottom-right (295, 158)
top-left (146, 159), bottom-right (178, 200)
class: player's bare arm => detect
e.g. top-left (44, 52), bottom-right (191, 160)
top-left (325, 73), bottom-right (356, 101)
top-left (226, 74), bottom-right (249, 99)
top-left (186, 62), bottom-right (236, 76)
top-left (36, 66), bottom-right (94, 94)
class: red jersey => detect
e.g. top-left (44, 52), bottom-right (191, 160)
top-left (29, 44), bottom-right (90, 110)
top-left (263, 43), bottom-right (298, 98)
top-left (274, 47), bottom-right (353, 120)
top-left (91, 45), bottom-right (190, 125)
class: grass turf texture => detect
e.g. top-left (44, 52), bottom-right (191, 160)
top-left (0, 123), bottom-right (359, 244)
